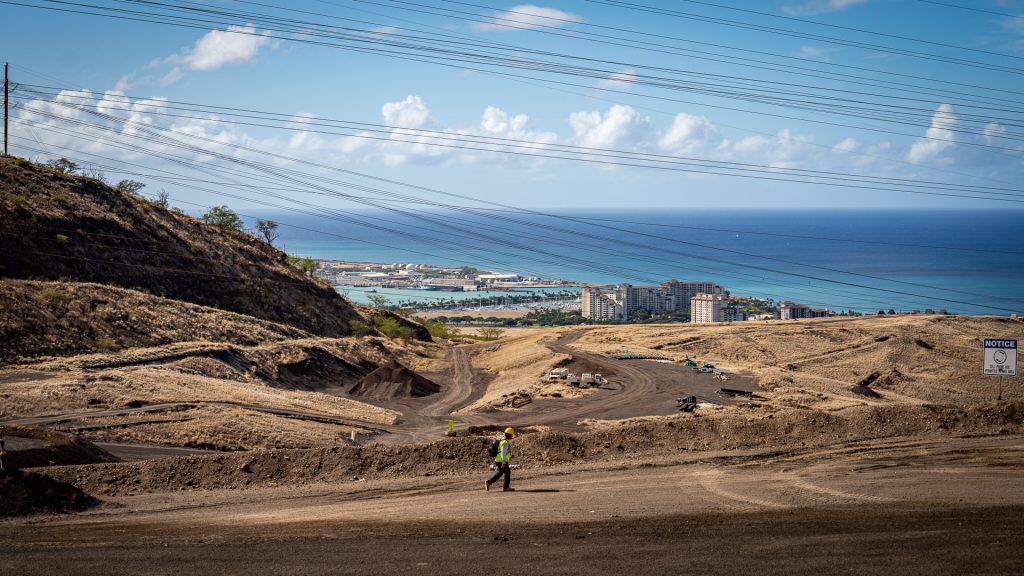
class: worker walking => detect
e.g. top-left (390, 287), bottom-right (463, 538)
top-left (485, 427), bottom-right (515, 492)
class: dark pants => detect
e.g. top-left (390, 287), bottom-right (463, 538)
top-left (487, 462), bottom-right (510, 489)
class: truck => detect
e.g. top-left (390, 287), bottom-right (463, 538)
top-left (593, 373), bottom-right (605, 386)
top-left (566, 373), bottom-right (580, 387)
top-left (581, 373), bottom-right (594, 386)
top-left (548, 368), bottom-right (569, 380)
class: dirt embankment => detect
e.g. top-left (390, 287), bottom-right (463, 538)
top-left (37, 401), bottom-right (1023, 496)
top-left (0, 156), bottom-right (361, 337)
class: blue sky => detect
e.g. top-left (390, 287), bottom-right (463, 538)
top-left (2, 0), bottom-right (1023, 209)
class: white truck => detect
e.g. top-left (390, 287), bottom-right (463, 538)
top-left (581, 373), bottom-right (594, 386)
top-left (548, 368), bottom-right (569, 380)
top-left (566, 373), bottom-right (580, 387)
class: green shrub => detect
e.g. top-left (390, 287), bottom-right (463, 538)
top-left (14, 158), bottom-right (31, 168)
top-left (418, 318), bottom-right (460, 339)
top-left (11, 194), bottom-right (28, 206)
top-left (348, 319), bottom-right (374, 338)
top-left (35, 287), bottom-right (68, 311)
top-left (373, 316), bottom-right (415, 341)
top-left (54, 233), bottom-right (69, 243)
top-left (476, 327), bottom-right (506, 341)
top-left (95, 337), bottom-right (118, 353)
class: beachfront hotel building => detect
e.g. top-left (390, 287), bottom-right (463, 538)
top-left (776, 301), bottom-right (831, 319)
top-left (580, 280), bottom-right (727, 321)
top-left (691, 293), bottom-right (728, 323)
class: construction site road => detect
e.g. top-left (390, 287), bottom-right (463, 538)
top-left (7, 434), bottom-right (1022, 575)
top-left (372, 333), bottom-right (754, 444)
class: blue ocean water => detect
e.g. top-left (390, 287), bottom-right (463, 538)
top-left (246, 209), bottom-right (1024, 315)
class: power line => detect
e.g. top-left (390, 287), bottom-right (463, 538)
top-left (9, 99), bottom-right (1020, 313)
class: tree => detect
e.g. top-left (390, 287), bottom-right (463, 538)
top-left (367, 294), bottom-right (390, 309)
top-left (46, 157), bottom-right (79, 175)
top-left (285, 255), bottom-right (318, 277)
top-left (477, 327), bottom-right (505, 340)
top-left (115, 179), bottom-right (146, 196)
top-left (255, 219), bottom-right (280, 245)
top-left (201, 205), bottom-right (243, 232)
top-left (154, 189), bottom-right (170, 208)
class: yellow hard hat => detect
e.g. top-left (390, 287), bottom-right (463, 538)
top-left (504, 427), bottom-right (515, 436)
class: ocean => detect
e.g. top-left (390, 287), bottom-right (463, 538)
top-left (244, 209), bottom-right (1024, 315)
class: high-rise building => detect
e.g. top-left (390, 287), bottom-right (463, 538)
top-left (581, 287), bottom-right (625, 320)
top-left (580, 280), bottom-right (728, 321)
top-left (691, 293), bottom-right (727, 323)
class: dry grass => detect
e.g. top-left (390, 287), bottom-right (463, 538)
top-left (568, 315), bottom-right (1024, 406)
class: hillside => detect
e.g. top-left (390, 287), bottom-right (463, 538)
top-left (0, 157), bottom-right (359, 337)
top-left (0, 280), bottom-right (315, 364)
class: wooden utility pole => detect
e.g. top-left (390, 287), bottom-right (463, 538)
top-left (4, 62), bottom-right (8, 156)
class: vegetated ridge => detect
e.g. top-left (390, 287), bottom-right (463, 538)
top-left (0, 157), bottom-right (359, 337)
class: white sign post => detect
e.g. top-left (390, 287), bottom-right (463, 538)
top-left (983, 339), bottom-right (1017, 401)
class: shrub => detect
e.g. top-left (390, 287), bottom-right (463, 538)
top-left (54, 234), bottom-right (69, 243)
top-left (373, 316), bottom-right (415, 341)
top-left (477, 327), bottom-right (506, 341)
top-left (95, 338), bottom-right (118, 353)
top-left (11, 194), bottom-right (28, 206)
top-left (35, 287), bottom-right (68, 311)
top-left (285, 255), bottom-right (319, 277)
top-left (14, 158), bottom-right (31, 168)
top-left (348, 319), bottom-right (374, 338)
top-left (418, 318), bottom-right (460, 339)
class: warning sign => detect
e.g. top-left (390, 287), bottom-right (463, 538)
top-left (983, 339), bottom-right (1017, 377)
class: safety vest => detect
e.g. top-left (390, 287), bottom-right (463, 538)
top-left (494, 438), bottom-right (510, 463)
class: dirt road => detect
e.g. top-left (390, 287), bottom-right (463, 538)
top-left (7, 435), bottom-right (1022, 575)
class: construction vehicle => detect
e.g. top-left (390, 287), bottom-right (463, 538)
top-left (581, 373), bottom-right (594, 386)
top-left (548, 368), bottom-right (569, 380)
top-left (683, 360), bottom-right (697, 367)
top-left (593, 373), bottom-right (605, 386)
top-left (566, 373), bottom-right (580, 387)
top-left (702, 362), bottom-right (715, 368)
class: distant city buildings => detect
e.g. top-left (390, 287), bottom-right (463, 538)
top-left (776, 301), bottom-right (830, 320)
top-left (581, 280), bottom-right (727, 321)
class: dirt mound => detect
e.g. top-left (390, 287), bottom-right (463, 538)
top-left (0, 470), bottom-right (99, 516)
top-left (349, 363), bottom-right (440, 399)
top-left (269, 346), bottom-right (375, 391)
top-left (0, 157), bottom-right (360, 337)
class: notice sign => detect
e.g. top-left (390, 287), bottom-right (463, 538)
top-left (983, 339), bottom-right (1017, 376)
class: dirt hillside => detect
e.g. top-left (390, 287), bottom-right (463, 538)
top-left (0, 156), bottom-right (360, 337)
top-left (0, 279), bottom-right (313, 365)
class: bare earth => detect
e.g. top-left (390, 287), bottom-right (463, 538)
top-left (3, 316), bottom-right (1023, 574)
top-left (6, 435), bottom-right (1022, 575)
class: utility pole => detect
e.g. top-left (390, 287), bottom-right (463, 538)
top-left (4, 62), bottom-right (8, 157)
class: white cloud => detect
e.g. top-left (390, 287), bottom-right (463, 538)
top-left (982, 122), bottom-right (1007, 144)
top-left (596, 68), bottom-right (637, 90)
top-left (153, 24), bottom-right (275, 85)
top-left (569, 105), bottom-right (654, 149)
top-left (473, 4), bottom-right (581, 32)
top-left (181, 24), bottom-right (273, 71)
top-left (381, 95), bottom-right (432, 128)
top-left (797, 46), bottom-right (830, 62)
top-left (658, 112), bottom-right (717, 155)
top-left (832, 137), bottom-right (859, 154)
top-left (782, 0), bottom-right (868, 16)
top-left (907, 103), bottom-right (956, 164)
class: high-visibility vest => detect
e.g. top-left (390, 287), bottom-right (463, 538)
top-left (494, 438), bottom-right (510, 463)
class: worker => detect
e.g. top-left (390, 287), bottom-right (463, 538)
top-left (485, 427), bottom-right (515, 492)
